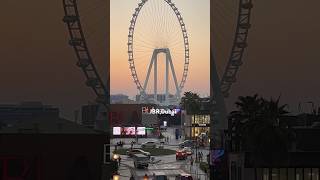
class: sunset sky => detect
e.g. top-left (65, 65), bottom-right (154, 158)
top-left (110, 0), bottom-right (210, 98)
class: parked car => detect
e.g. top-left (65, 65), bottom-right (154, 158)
top-left (126, 149), bottom-right (151, 157)
top-left (178, 140), bottom-right (194, 148)
top-left (182, 147), bottom-right (193, 155)
top-left (141, 141), bottom-right (157, 148)
top-left (175, 174), bottom-right (193, 180)
top-left (132, 154), bottom-right (149, 169)
top-left (160, 126), bottom-right (167, 131)
top-left (154, 172), bottom-right (168, 180)
top-left (176, 149), bottom-right (187, 160)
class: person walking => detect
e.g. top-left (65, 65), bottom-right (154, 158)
top-left (118, 156), bottom-right (121, 166)
top-left (191, 156), bottom-right (194, 166)
top-left (130, 175), bottom-right (135, 180)
top-left (190, 156), bottom-right (194, 171)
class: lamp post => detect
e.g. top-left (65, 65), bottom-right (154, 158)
top-left (195, 132), bottom-right (199, 161)
top-left (112, 173), bottom-right (120, 180)
top-left (112, 153), bottom-right (120, 161)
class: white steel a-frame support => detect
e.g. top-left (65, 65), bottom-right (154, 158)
top-left (142, 48), bottom-right (180, 105)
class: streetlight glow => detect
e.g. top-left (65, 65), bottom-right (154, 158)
top-left (112, 154), bottom-right (120, 161)
top-left (113, 174), bottom-right (120, 180)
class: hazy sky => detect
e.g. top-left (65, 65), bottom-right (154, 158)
top-left (110, 0), bottom-right (210, 98)
top-left (0, 0), bottom-right (320, 119)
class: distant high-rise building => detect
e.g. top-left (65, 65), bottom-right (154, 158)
top-left (0, 101), bottom-right (59, 127)
top-left (111, 94), bottom-right (136, 104)
top-left (81, 104), bottom-right (99, 128)
top-left (136, 93), bottom-right (177, 105)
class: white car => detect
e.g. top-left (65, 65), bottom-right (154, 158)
top-left (141, 141), bottom-right (157, 148)
top-left (126, 149), bottom-right (151, 157)
top-left (182, 147), bottom-right (193, 155)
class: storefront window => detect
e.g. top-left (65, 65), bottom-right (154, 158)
top-left (296, 168), bottom-right (303, 180)
top-left (263, 168), bottom-right (269, 180)
top-left (280, 168), bottom-right (286, 180)
top-left (192, 115), bottom-right (210, 124)
top-left (312, 168), bottom-right (319, 180)
top-left (304, 168), bottom-right (311, 180)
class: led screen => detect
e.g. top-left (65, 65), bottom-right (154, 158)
top-left (113, 127), bottom-right (121, 135)
top-left (137, 127), bottom-right (146, 135)
top-left (122, 127), bottom-right (136, 135)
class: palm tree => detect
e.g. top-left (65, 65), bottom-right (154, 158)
top-left (229, 94), bottom-right (264, 151)
top-left (230, 94), bottom-right (292, 166)
top-left (180, 91), bottom-right (201, 139)
top-left (180, 91), bottom-right (201, 115)
top-left (260, 96), bottom-right (289, 126)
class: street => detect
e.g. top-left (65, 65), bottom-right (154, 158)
top-left (111, 127), bottom-right (209, 179)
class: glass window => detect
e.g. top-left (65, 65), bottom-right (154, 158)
top-left (304, 168), bottom-right (311, 180)
top-left (272, 168), bottom-right (280, 180)
top-left (280, 168), bottom-right (287, 180)
top-left (237, 166), bottom-right (242, 180)
top-left (312, 168), bottom-right (319, 180)
top-left (231, 162), bottom-right (236, 180)
top-left (288, 168), bottom-right (295, 180)
top-left (263, 168), bottom-right (269, 180)
top-left (296, 168), bottom-right (303, 180)
top-left (193, 115), bottom-right (210, 124)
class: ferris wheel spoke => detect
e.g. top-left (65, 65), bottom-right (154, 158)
top-left (134, 36), bottom-right (156, 46)
top-left (135, 30), bottom-right (156, 45)
top-left (135, 43), bottom-right (156, 50)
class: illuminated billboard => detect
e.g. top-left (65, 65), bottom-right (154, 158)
top-left (137, 127), bottom-right (146, 135)
top-left (142, 107), bottom-right (181, 116)
top-left (122, 127), bottom-right (135, 135)
top-left (113, 127), bottom-right (121, 135)
top-left (113, 126), bottom-right (147, 136)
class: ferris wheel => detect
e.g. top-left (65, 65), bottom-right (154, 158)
top-left (213, 0), bottom-right (253, 98)
top-left (62, 0), bottom-right (108, 106)
top-left (62, 0), bottom-right (253, 106)
top-left (127, 0), bottom-right (189, 105)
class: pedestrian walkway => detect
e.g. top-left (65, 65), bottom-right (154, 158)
top-left (181, 157), bottom-right (209, 180)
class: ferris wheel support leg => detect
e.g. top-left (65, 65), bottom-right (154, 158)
top-left (167, 49), bottom-right (180, 102)
top-left (154, 56), bottom-right (158, 102)
top-left (143, 51), bottom-right (156, 96)
top-left (165, 53), bottom-right (169, 105)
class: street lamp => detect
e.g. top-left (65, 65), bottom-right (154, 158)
top-left (195, 133), bottom-right (199, 161)
top-left (112, 154), bottom-right (120, 161)
top-left (112, 173), bottom-right (120, 180)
